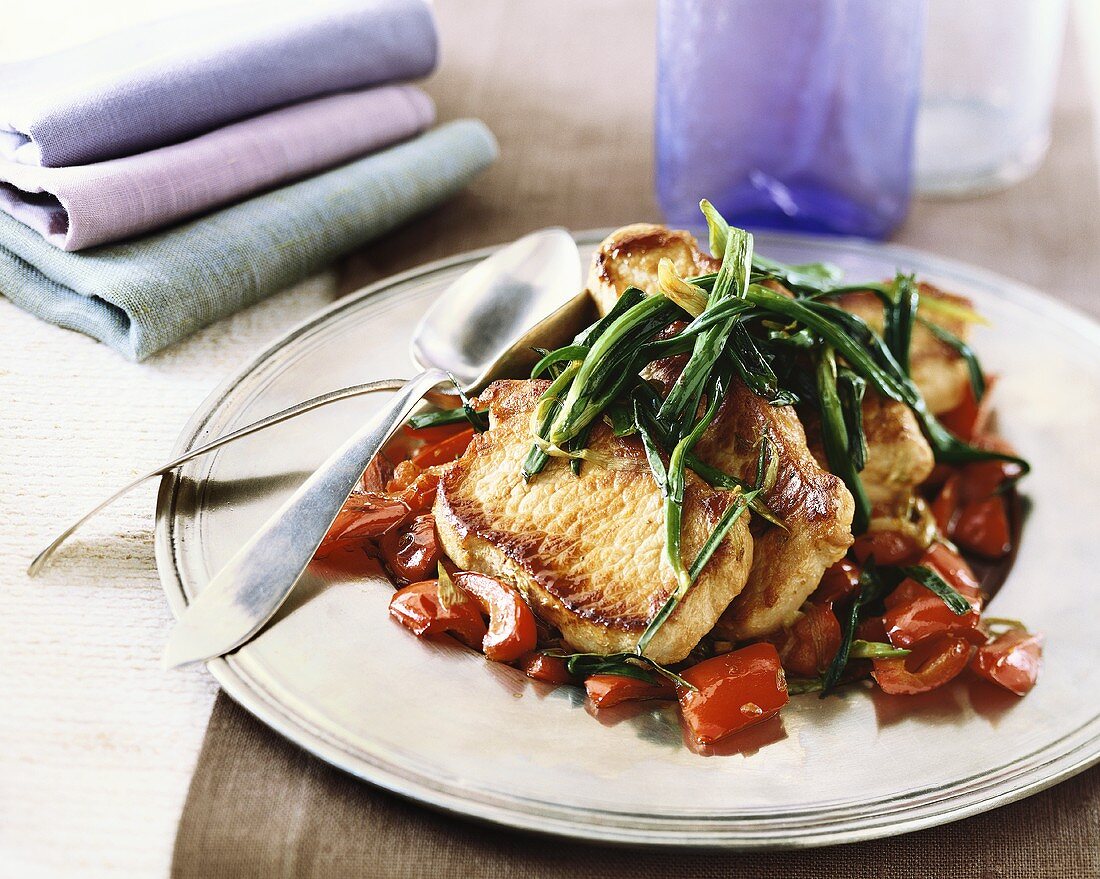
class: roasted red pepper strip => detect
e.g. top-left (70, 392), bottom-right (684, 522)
top-left (402, 419), bottom-right (473, 445)
top-left (410, 427), bottom-right (475, 468)
top-left (518, 652), bottom-right (575, 685)
top-left (388, 579), bottom-right (488, 649)
top-left (780, 603), bottom-right (843, 676)
top-left (953, 495), bottom-right (1012, 560)
top-left (872, 634), bottom-right (972, 695)
top-left (938, 376), bottom-right (997, 443)
top-left (378, 513), bottom-right (442, 583)
top-left (321, 490), bottom-right (409, 547)
top-left (851, 530), bottom-right (922, 566)
top-left (677, 643), bottom-right (789, 745)
top-left (883, 578), bottom-right (983, 649)
top-left (452, 571), bottom-right (537, 662)
top-left (811, 558), bottom-right (861, 605)
top-left (585, 674), bottom-right (674, 708)
top-left (919, 542), bottom-right (981, 597)
top-left (930, 473), bottom-right (961, 537)
top-left (970, 629), bottom-right (1042, 695)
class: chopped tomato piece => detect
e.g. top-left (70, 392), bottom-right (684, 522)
top-left (452, 571), bottom-right (537, 662)
top-left (388, 579), bottom-right (488, 649)
top-left (958, 455), bottom-right (1019, 502)
top-left (971, 629), bottom-right (1042, 696)
top-left (930, 472), bottom-right (961, 536)
top-left (781, 603), bottom-right (842, 676)
top-left (882, 579), bottom-right (983, 649)
top-left (954, 495), bottom-right (1012, 560)
top-left (811, 559), bottom-right (861, 605)
top-left (852, 530), bottom-right (921, 566)
top-left (872, 634), bottom-right (972, 695)
top-left (518, 652), bottom-right (575, 685)
top-left (378, 513), bottom-right (442, 583)
top-left (410, 427), bottom-right (475, 468)
top-left (677, 643), bottom-right (789, 745)
top-left (585, 674), bottom-right (674, 708)
top-left (918, 542), bottom-right (982, 597)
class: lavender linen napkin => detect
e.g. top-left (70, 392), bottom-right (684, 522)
top-left (0, 85), bottom-right (435, 251)
top-left (0, 119), bottom-right (497, 361)
top-left (0, 0), bottom-right (438, 168)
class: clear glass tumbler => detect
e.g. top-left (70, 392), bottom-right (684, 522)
top-left (656, 0), bottom-right (925, 239)
top-left (915, 0), bottom-right (1068, 196)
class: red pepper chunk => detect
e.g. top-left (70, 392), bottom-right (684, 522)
top-left (919, 543), bottom-right (981, 596)
top-left (585, 674), bottom-right (674, 708)
top-left (851, 530), bottom-right (921, 566)
top-left (882, 579), bottom-right (983, 649)
top-left (518, 652), bottom-right (575, 685)
top-left (811, 558), bottom-right (861, 605)
top-left (953, 495), bottom-right (1012, 560)
top-left (872, 634), bottom-right (972, 695)
top-left (388, 580), bottom-right (488, 649)
top-left (452, 571), bottom-right (537, 662)
top-left (930, 472), bottom-right (961, 537)
top-left (410, 427), bottom-right (475, 468)
top-left (938, 376), bottom-right (997, 443)
top-left (781, 603), bottom-right (843, 676)
top-left (971, 630), bottom-right (1042, 696)
top-left (677, 643), bottom-right (789, 745)
top-left (319, 491), bottom-right (409, 553)
top-left (378, 514), bottom-right (442, 583)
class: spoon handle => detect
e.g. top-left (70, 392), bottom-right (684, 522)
top-left (27, 378), bottom-right (407, 576)
top-left (162, 367), bottom-right (450, 668)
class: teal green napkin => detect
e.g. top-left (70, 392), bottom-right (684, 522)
top-left (0, 119), bottom-right (497, 360)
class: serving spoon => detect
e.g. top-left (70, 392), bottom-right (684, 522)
top-left (156, 229), bottom-right (588, 667)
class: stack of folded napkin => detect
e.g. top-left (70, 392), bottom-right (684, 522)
top-left (0, 0), bottom-right (498, 360)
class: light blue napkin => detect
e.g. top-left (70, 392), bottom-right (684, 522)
top-left (0, 119), bottom-right (497, 360)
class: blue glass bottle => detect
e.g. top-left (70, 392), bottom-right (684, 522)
top-left (656, 0), bottom-right (924, 239)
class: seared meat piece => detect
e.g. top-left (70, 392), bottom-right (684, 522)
top-left (587, 223), bottom-right (719, 315)
top-left (803, 391), bottom-right (935, 506)
top-left (644, 358), bottom-right (855, 640)
top-left (588, 227), bottom-right (855, 641)
top-left (831, 284), bottom-right (973, 414)
top-left (434, 380), bottom-right (753, 664)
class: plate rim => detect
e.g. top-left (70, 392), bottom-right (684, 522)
top-left (155, 230), bottom-right (1100, 848)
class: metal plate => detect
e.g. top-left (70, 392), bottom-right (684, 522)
top-left (156, 232), bottom-right (1100, 848)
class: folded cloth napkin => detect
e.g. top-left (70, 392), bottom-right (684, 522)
top-left (0, 119), bottom-right (497, 360)
top-left (0, 85), bottom-right (435, 251)
top-left (0, 0), bottom-right (437, 168)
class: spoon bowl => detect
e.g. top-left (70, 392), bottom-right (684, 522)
top-left (162, 229), bottom-right (585, 668)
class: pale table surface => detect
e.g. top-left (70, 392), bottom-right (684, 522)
top-left (3, 3), bottom-right (1100, 878)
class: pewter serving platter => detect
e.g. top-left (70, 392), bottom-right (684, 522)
top-left (156, 232), bottom-right (1100, 848)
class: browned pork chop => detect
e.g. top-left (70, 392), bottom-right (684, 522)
top-left (831, 284), bottom-right (973, 414)
top-left (434, 380), bottom-right (754, 664)
top-left (588, 226), bottom-right (855, 640)
top-left (802, 391), bottom-right (935, 506)
top-left (588, 223), bottom-right (720, 314)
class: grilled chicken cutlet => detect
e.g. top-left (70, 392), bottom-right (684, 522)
top-left (434, 380), bottom-right (754, 664)
top-left (588, 225), bottom-right (855, 640)
top-left (831, 285), bottom-right (973, 414)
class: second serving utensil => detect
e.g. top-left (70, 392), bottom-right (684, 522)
top-left (163, 229), bottom-right (587, 668)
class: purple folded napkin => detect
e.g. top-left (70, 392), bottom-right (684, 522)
top-left (0, 0), bottom-right (437, 168)
top-left (0, 85), bottom-right (434, 251)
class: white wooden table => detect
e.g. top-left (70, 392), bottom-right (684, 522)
top-left (2, 3), bottom-right (1100, 877)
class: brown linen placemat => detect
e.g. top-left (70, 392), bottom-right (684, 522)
top-left (173, 3), bottom-right (1100, 876)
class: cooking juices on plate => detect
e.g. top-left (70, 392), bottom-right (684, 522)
top-left (315, 201), bottom-right (1038, 748)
